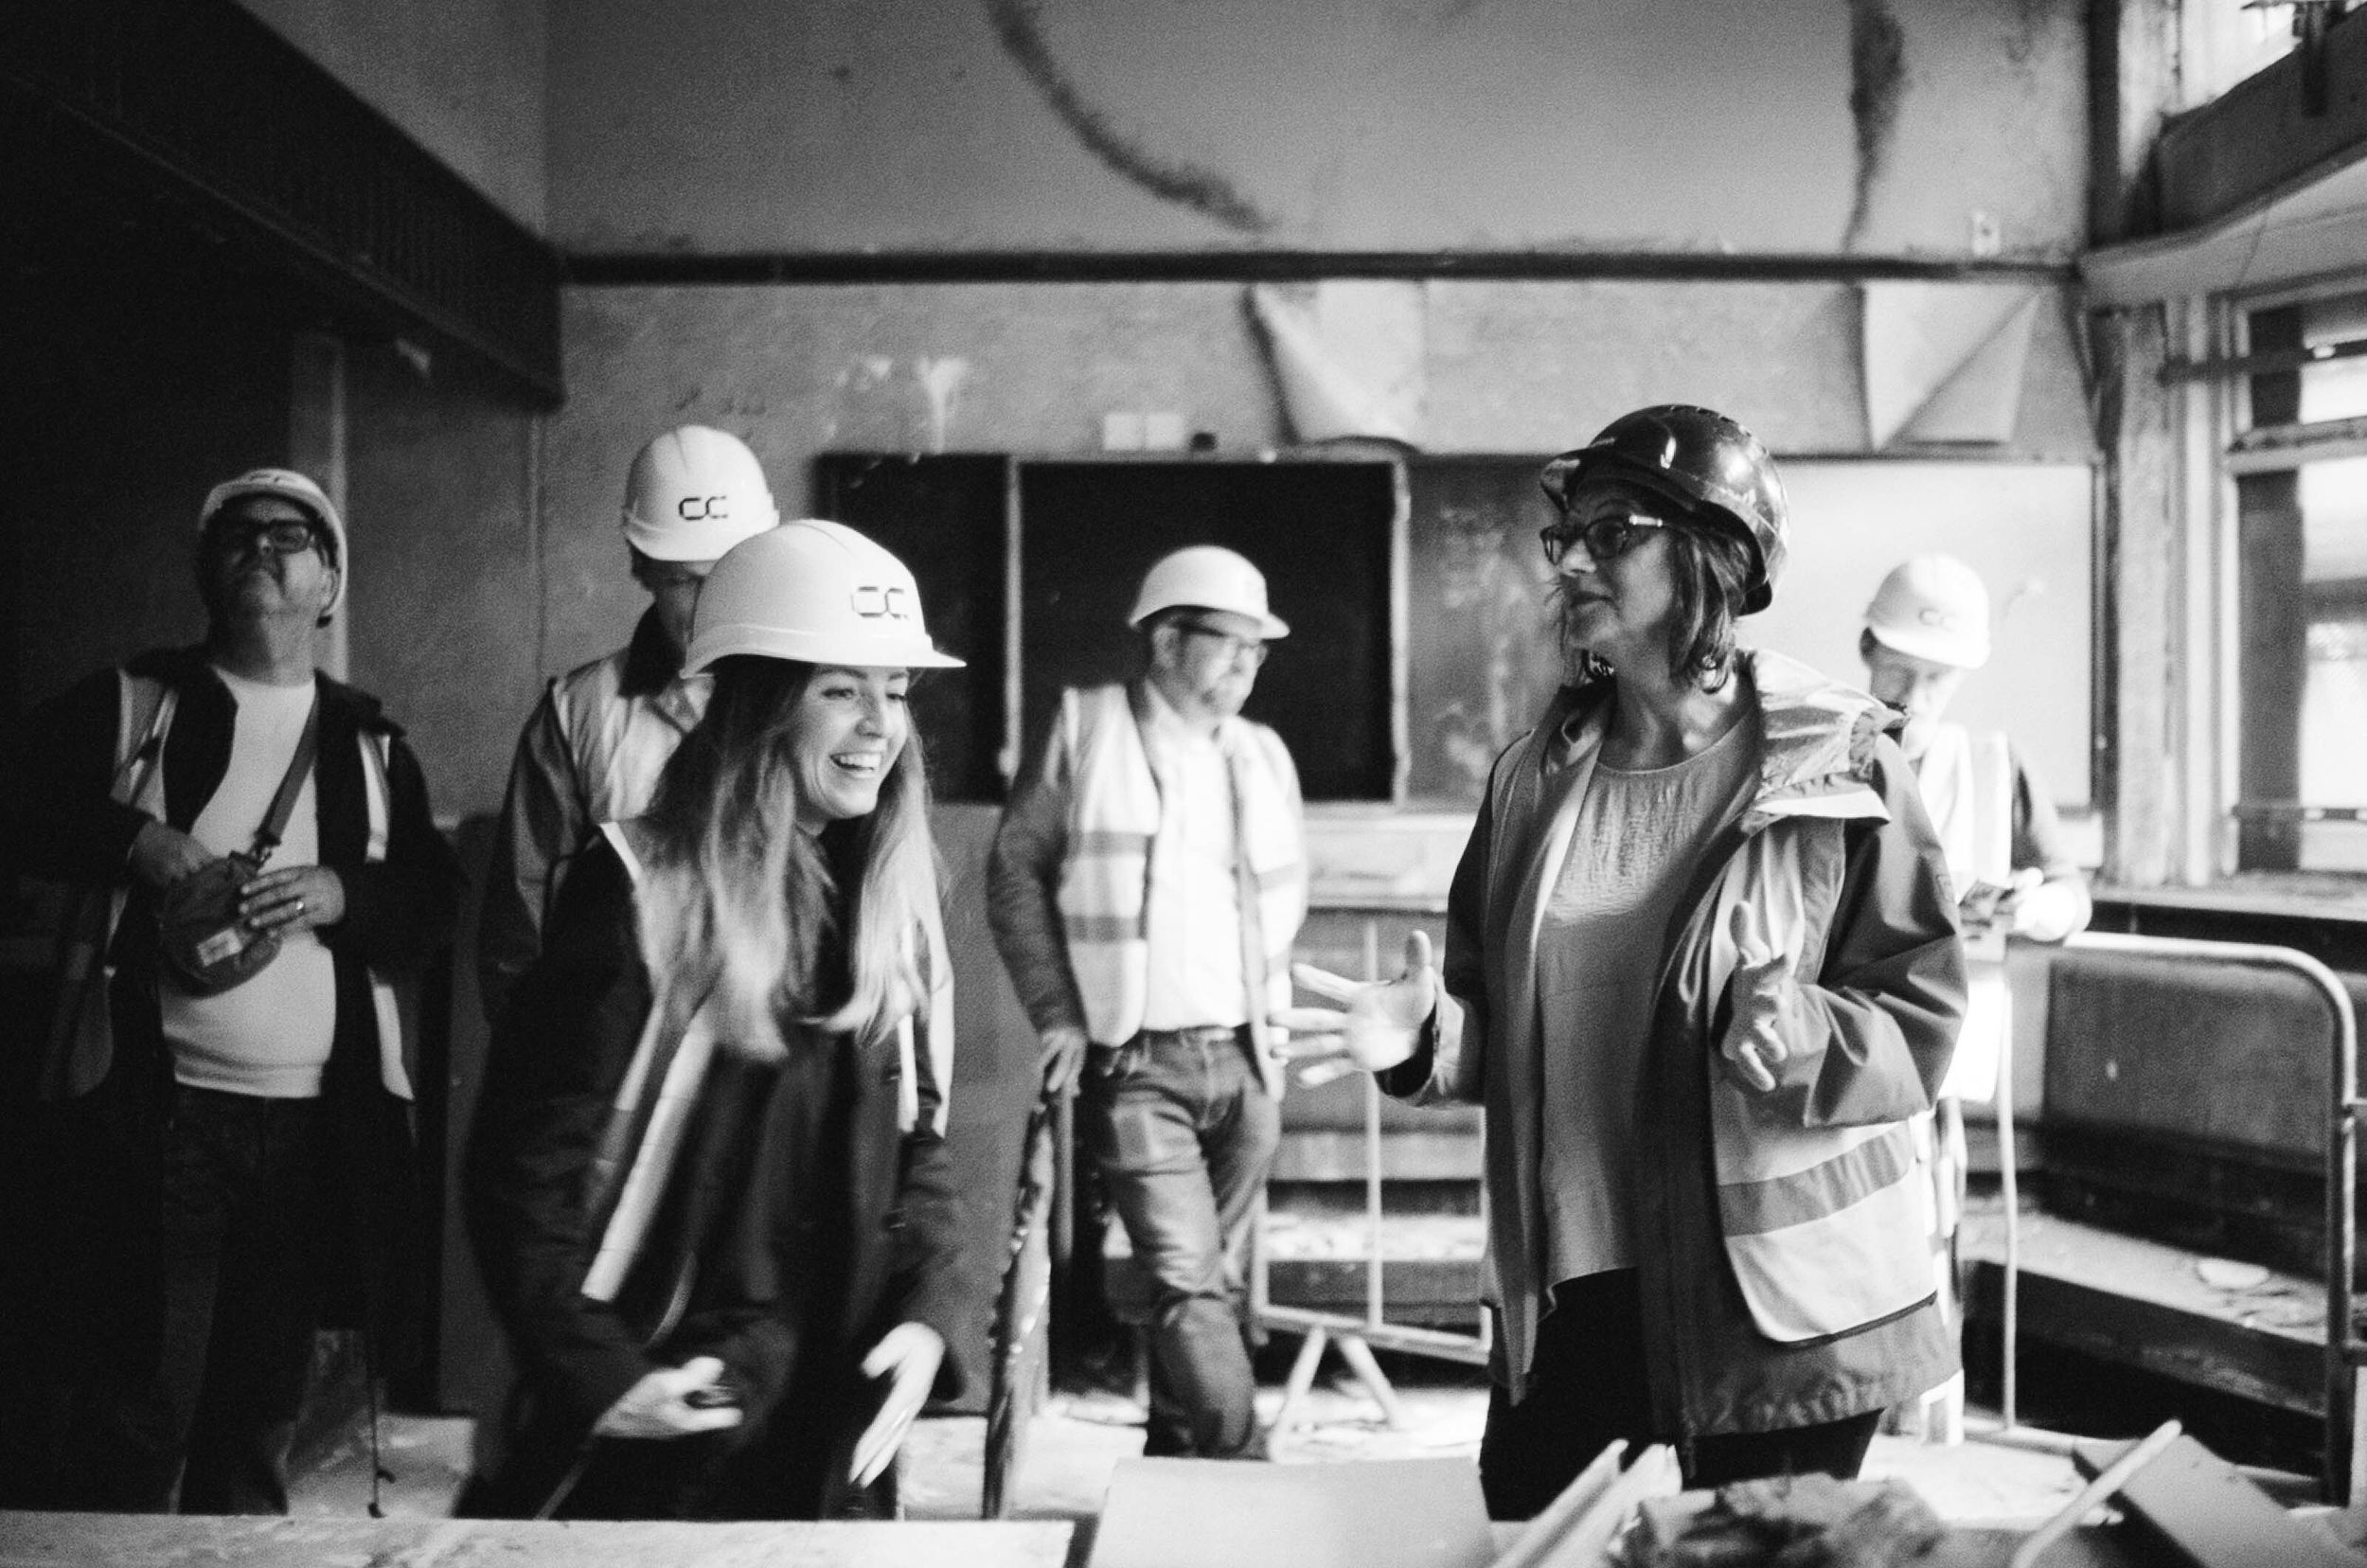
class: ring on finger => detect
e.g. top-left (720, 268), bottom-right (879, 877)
top-left (294, 898), bottom-right (306, 917)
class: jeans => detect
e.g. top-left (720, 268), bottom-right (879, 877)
top-left (72, 1084), bottom-right (326, 1513)
top-left (1081, 1026), bottom-right (1280, 1459)
top-left (1478, 1271), bottom-right (1882, 1520)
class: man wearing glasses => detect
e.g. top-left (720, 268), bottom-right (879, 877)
top-left (8, 468), bottom-right (458, 1511)
top-left (988, 544), bottom-right (1307, 1462)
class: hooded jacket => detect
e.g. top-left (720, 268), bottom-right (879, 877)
top-left (1380, 649), bottom-right (1966, 1438)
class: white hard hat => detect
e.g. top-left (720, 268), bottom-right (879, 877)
top-left (685, 519), bottom-right (964, 674)
top-left (200, 468), bottom-right (348, 617)
top-left (1864, 554), bottom-right (1991, 669)
top-left (621, 425), bottom-right (780, 561)
top-left (1127, 545), bottom-right (1290, 638)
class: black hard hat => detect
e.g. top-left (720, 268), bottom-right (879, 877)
top-left (1539, 404), bottom-right (1789, 615)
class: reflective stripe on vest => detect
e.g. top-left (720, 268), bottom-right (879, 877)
top-left (1052, 685), bottom-right (1304, 1078)
top-left (1704, 816), bottom-right (1938, 1344)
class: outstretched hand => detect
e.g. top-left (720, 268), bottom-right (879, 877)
top-left (849, 1322), bottom-right (945, 1488)
top-left (1270, 929), bottom-right (1437, 1078)
top-left (1719, 903), bottom-right (1793, 1095)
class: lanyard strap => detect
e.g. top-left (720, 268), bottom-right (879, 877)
top-left (248, 697), bottom-right (322, 866)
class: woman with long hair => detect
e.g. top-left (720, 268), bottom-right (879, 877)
top-left (466, 519), bottom-right (969, 1520)
top-left (1277, 407), bottom-right (1967, 1518)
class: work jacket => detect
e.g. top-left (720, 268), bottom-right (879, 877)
top-left (8, 647), bottom-right (460, 1349)
top-left (465, 836), bottom-right (971, 1515)
top-left (1381, 649), bottom-right (1966, 1438)
top-left (988, 680), bottom-right (1307, 1097)
top-left (479, 609), bottom-right (707, 1024)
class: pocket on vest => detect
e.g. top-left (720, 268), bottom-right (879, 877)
top-left (1716, 1120), bottom-right (1934, 1343)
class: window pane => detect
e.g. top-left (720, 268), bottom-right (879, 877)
top-left (2296, 294), bottom-right (2367, 424)
top-left (2304, 618), bottom-right (2367, 809)
top-left (2303, 456), bottom-right (2367, 581)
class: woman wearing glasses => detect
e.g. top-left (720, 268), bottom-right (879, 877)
top-left (1278, 405), bottom-right (1965, 1517)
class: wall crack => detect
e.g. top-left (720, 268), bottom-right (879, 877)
top-left (1842, 0), bottom-right (1907, 252)
top-left (982, 0), bottom-right (1275, 235)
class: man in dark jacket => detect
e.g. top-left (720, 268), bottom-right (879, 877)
top-left (6, 468), bottom-right (459, 1513)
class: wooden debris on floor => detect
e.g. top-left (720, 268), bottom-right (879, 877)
top-left (2071, 1431), bottom-right (2363, 1567)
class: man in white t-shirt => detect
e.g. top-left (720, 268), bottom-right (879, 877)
top-left (9, 469), bottom-right (458, 1512)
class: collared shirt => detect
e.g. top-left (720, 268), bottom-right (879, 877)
top-left (1136, 681), bottom-right (1249, 1031)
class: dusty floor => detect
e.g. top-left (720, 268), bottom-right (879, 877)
top-left (291, 1375), bottom-right (2100, 1529)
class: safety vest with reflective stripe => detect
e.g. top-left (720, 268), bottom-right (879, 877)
top-left (1052, 684), bottom-right (1305, 1096)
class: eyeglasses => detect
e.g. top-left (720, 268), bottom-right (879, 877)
top-left (208, 519), bottom-right (322, 557)
top-left (1539, 508), bottom-right (1667, 567)
top-left (1176, 620), bottom-right (1269, 667)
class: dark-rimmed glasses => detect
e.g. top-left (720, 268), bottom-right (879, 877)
top-left (1175, 620), bottom-right (1269, 668)
top-left (1539, 509), bottom-right (1667, 567)
top-left (207, 519), bottom-right (322, 557)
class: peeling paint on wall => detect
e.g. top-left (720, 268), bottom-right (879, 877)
top-left (1842, 0), bottom-right (1906, 252)
top-left (981, 0), bottom-right (1274, 234)
top-left (916, 356), bottom-right (970, 453)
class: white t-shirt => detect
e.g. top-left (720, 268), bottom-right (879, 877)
top-left (160, 668), bottom-right (339, 1098)
top-left (1138, 684), bottom-right (1249, 1031)
top-left (1536, 713), bottom-right (1757, 1285)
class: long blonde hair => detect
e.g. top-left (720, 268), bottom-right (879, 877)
top-left (633, 656), bottom-right (935, 1060)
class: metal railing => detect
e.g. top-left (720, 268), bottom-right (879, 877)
top-left (2004, 933), bottom-right (2362, 1502)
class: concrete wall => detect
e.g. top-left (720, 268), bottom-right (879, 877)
top-left (343, 347), bottom-right (545, 818)
top-left (549, 0), bottom-right (2085, 258)
top-left (236, 0), bottom-right (549, 232)
top-left (535, 277), bottom-right (2093, 718)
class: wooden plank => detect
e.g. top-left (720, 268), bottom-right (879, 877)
top-left (0, 1515), bottom-right (1074, 1568)
top-left (1960, 1208), bottom-right (2326, 1341)
top-left (1966, 1264), bottom-right (2324, 1417)
top-left (1089, 1456), bottom-right (1494, 1568)
top-left (2071, 1434), bottom-right (2359, 1567)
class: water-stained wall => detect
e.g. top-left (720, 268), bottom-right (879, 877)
top-left (551, 0), bottom-right (2085, 259)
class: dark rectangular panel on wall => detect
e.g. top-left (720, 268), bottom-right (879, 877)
top-left (1402, 457), bottom-right (1564, 808)
top-left (813, 454), bottom-right (1013, 804)
top-left (1017, 460), bottom-right (1398, 802)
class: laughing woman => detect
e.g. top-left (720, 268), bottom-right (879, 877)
top-left (466, 520), bottom-right (970, 1520)
top-left (1279, 407), bottom-right (1967, 1518)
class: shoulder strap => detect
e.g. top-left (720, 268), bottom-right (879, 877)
top-left (246, 696), bottom-right (322, 866)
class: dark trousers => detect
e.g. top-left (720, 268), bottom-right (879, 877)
top-left (69, 1085), bottom-right (326, 1513)
top-left (1081, 1026), bottom-right (1280, 1460)
top-left (1478, 1271), bottom-right (1882, 1521)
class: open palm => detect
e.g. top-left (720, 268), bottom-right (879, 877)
top-left (1272, 929), bottom-right (1438, 1076)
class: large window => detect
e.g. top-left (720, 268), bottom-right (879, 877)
top-left (2232, 290), bottom-right (2367, 871)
